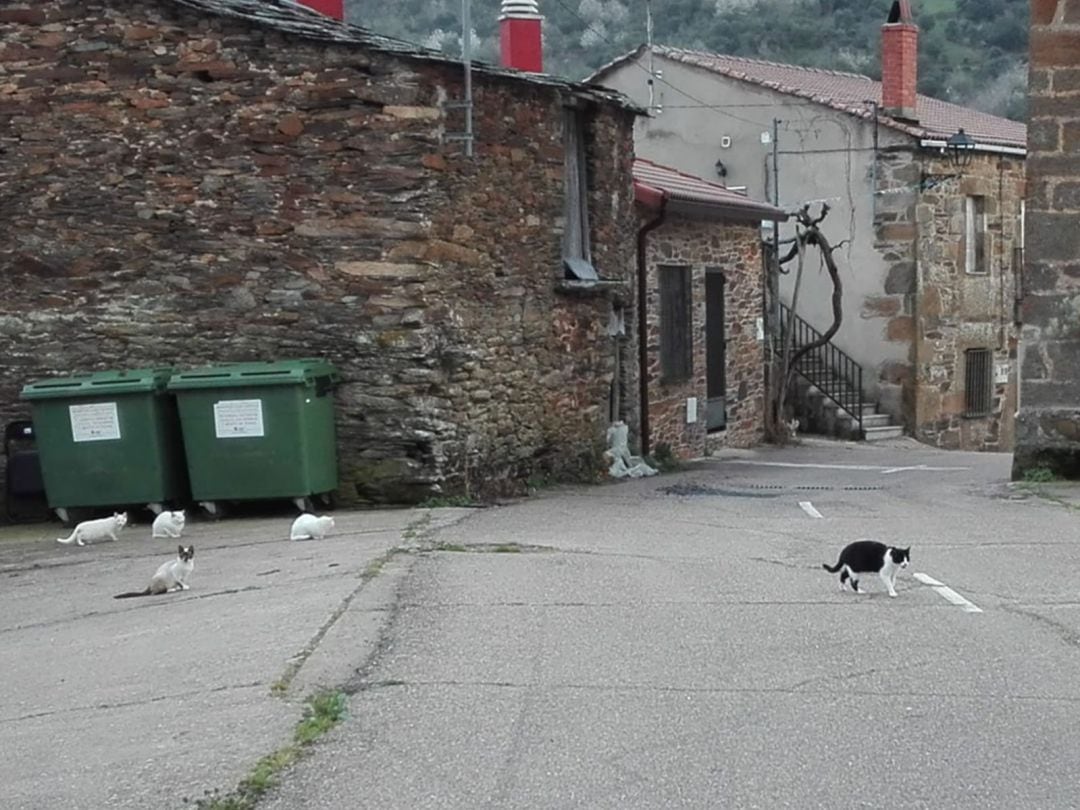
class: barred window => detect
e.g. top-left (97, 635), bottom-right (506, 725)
top-left (659, 265), bottom-right (692, 383)
top-left (964, 348), bottom-right (992, 416)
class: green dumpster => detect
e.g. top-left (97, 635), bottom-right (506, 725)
top-left (20, 368), bottom-right (188, 519)
top-left (167, 360), bottom-right (339, 513)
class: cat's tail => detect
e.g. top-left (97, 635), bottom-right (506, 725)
top-left (113, 588), bottom-right (152, 599)
top-left (822, 561), bottom-right (843, 573)
top-left (56, 532), bottom-right (79, 545)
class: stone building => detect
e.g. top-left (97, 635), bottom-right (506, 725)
top-left (1014, 0), bottom-right (1080, 477)
top-left (633, 160), bottom-right (785, 459)
top-left (0, 0), bottom-right (642, 504)
top-left (591, 0), bottom-right (1027, 451)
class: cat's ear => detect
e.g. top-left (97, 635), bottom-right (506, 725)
top-left (178, 544), bottom-right (184, 555)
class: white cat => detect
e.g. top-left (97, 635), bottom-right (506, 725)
top-left (290, 513), bottom-right (335, 540)
top-left (57, 512), bottom-right (128, 546)
top-left (152, 510), bottom-right (186, 539)
top-left (114, 545), bottom-right (195, 599)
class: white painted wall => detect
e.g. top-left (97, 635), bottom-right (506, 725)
top-left (597, 53), bottom-right (914, 396)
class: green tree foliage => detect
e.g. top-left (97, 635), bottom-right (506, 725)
top-left (346, 0), bottom-right (1027, 120)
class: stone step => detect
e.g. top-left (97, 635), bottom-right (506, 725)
top-left (861, 413), bottom-right (893, 428)
top-left (863, 425), bottom-right (904, 441)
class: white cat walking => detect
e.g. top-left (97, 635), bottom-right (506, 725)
top-left (151, 510), bottom-right (186, 539)
top-left (290, 513), bottom-right (335, 540)
top-left (57, 512), bottom-right (128, 546)
top-left (114, 545), bottom-right (195, 598)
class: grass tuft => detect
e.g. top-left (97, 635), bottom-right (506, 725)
top-left (1022, 466), bottom-right (1056, 484)
top-left (193, 690), bottom-right (348, 810)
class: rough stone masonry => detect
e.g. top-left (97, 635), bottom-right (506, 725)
top-left (1014, 0), bottom-right (1080, 477)
top-left (0, 0), bottom-right (640, 505)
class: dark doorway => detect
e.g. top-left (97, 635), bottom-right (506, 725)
top-left (705, 270), bottom-right (726, 430)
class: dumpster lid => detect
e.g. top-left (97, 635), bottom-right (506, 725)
top-left (166, 359), bottom-right (340, 391)
top-left (21, 367), bottom-right (175, 400)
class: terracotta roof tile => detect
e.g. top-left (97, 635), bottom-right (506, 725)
top-left (633, 159), bottom-right (787, 221)
top-left (593, 46), bottom-right (1025, 149)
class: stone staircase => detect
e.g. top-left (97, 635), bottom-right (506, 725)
top-left (776, 302), bottom-right (904, 442)
top-left (789, 373), bottom-right (903, 441)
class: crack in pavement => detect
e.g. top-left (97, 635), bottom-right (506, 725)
top-left (0, 527), bottom-right (402, 576)
top-left (394, 598), bottom-right (938, 609)
top-left (0, 680), bottom-right (265, 725)
top-left (357, 678), bottom-right (1080, 703)
top-left (1000, 605), bottom-right (1080, 650)
top-left (270, 547), bottom-right (403, 695)
top-left (785, 659), bottom-right (934, 692)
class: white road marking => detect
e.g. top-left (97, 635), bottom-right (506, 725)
top-left (726, 460), bottom-right (970, 474)
top-left (881, 464), bottom-right (969, 475)
top-left (913, 571), bottom-right (982, 613)
top-left (799, 501), bottom-right (823, 519)
top-left (912, 572), bottom-right (943, 587)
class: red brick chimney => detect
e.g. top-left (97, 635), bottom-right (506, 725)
top-left (881, 0), bottom-right (918, 122)
top-left (500, 1), bottom-right (543, 73)
top-left (297, 0), bottom-right (343, 21)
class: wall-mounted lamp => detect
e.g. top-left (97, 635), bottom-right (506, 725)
top-left (920, 128), bottom-right (976, 191)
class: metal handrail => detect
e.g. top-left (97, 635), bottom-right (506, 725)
top-left (774, 303), bottom-right (864, 435)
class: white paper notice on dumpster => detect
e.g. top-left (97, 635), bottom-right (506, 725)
top-left (69, 402), bottom-right (121, 442)
top-left (214, 399), bottom-right (264, 439)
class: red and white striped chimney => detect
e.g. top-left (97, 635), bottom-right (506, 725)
top-left (297, 0), bottom-right (343, 21)
top-left (500, 0), bottom-right (543, 73)
top-left (881, 0), bottom-right (918, 121)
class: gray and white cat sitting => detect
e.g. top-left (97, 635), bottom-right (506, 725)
top-left (290, 513), bottom-right (335, 540)
top-left (114, 545), bottom-right (195, 599)
top-left (151, 509), bottom-right (186, 539)
top-left (823, 539), bottom-right (910, 597)
top-left (57, 512), bottom-right (128, 546)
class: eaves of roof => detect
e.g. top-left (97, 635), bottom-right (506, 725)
top-left (589, 44), bottom-right (1025, 151)
top-left (166, 0), bottom-right (644, 113)
top-left (633, 159), bottom-right (787, 223)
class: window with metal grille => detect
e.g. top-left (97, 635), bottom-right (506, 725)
top-left (659, 265), bottom-right (692, 383)
top-left (964, 348), bottom-right (992, 416)
top-left (965, 195), bottom-right (987, 274)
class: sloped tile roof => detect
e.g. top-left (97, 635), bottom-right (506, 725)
top-left (592, 45), bottom-right (1025, 149)
top-left (165, 0), bottom-right (641, 110)
top-left (633, 159), bottom-right (787, 221)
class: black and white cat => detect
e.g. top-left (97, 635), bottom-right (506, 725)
top-left (823, 540), bottom-right (910, 597)
top-left (114, 545), bottom-right (195, 599)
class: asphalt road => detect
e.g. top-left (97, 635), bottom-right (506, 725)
top-left (4, 438), bottom-right (1079, 809)
top-left (260, 439), bottom-right (1080, 810)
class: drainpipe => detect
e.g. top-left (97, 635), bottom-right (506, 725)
top-left (636, 194), bottom-right (668, 458)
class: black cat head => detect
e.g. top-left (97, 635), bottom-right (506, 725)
top-left (890, 546), bottom-right (910, 568)
top-left (178, 545), bottom-right (195, 561)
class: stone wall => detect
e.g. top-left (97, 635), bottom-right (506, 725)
top-left (871, 148), bottom-right (920, 425)
top-left (874, 144), bottom-right (1024, 451)
top-left (912, 151), bottom-right (1024, 451)
top-left (0, 0), bottom-right (639, 505)
top-left (642, 214), bottom-right (765, 458)
top-left (1014, 0), bottom-right (1080, 477)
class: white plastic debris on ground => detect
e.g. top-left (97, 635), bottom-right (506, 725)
top-left (604, 421), bottom-right (657, 479)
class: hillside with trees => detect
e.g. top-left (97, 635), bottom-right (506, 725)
top-left (345, 0), bottom-right (1028, 120)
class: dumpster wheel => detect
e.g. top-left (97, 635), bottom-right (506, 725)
top-left (199, 501), bottom-right (223, 519)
